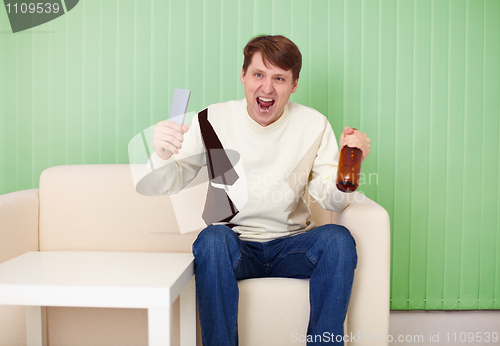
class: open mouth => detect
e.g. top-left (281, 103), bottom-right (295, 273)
top-left (256, 97), bottom-right (275, 112)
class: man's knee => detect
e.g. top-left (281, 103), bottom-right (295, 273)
top-left (195, 224), bottom-right (237, 244)
top-left (315, 224), bottom-right (357, 260)
top-left (193, 225), bottom-right (238, 260)
top-left (333, 225), bottom-right (356, 247)
top-left (315, 224), bottom-right (355, 246)
top-left (331, 225), bottom-right (357, 268)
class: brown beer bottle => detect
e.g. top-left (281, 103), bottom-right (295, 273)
top-left (336, 145), bottom-right (362, 192)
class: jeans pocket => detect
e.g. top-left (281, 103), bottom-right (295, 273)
top-left (277, 248), bottom-right (308, 258)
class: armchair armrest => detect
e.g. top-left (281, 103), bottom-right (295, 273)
top-left (0, 189), bottom-right (40, 263)
top-left (339, 192), bottom-right (391, 344)
top-left (0, 188), bottom-right (40, 346)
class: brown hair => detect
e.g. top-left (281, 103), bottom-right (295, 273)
top-left (242, 35), bottom-right (302, 82)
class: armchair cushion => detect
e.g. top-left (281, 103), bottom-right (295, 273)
top-left (238, 278), bottom-right (310, 345)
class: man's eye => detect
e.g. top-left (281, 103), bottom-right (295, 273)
top-left (255, 73), bottom-right (262, 78)
top-left (276, 77), bottom-right (283, 81)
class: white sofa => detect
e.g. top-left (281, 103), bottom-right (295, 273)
top-left (0, 164), bottom-right (390, 345)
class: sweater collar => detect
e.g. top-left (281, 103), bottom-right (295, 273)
top-left (241, 99), bottom-right (289, 133)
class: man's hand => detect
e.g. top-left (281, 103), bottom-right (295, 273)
top-left (339, 127), bottom-right (371, 162)
top-left (152, 121), bottom-right (190, 161)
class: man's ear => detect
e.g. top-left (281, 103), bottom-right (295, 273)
top-left (291, 78), bottom-right (299, 93)
top-left (241, 68), bottom-right (246, 85)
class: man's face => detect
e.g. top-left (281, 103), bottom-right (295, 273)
top-left (241, 52), bottom-right (298, 127)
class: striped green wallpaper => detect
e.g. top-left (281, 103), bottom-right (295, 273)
top-left (0, 0), bottom-right (499, 310)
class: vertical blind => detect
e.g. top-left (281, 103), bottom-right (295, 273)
top-left (0, 0), bottom-right (499, 310)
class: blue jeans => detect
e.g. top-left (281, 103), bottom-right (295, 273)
top-left (192, 224), bottom-right (357, 346)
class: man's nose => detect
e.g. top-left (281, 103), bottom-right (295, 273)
top-left (261, 78), bottom-right (274, 93)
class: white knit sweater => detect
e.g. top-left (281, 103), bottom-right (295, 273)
top-left (149, 99), bottom-right (352, 242)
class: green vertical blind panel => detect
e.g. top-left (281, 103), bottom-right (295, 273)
top-left (0, 0), bottom-right (499, 310)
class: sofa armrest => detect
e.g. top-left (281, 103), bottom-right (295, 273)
top-left (0, 189), bottom-right (40, 264)
top-left (339, 192), bottom-right (391, 344)
top-left (0, 189), bottom-right (39, 346)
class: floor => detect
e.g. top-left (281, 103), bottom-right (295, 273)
top-left (389, 310), bottom-right (500, 345)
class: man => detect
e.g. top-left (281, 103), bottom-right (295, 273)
top-left (150, 35), bottom-right (370, 345)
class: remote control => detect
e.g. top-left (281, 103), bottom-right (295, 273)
top-left (169, 88), bottom-right (191, 125)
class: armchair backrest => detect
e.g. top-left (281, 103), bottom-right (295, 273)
top-left (38, 165), bottom-right (335, 252)
top-left (38, 165), bottom-right (197, 252)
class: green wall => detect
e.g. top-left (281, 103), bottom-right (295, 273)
top-left (1, 0), bottom-right (499, 310)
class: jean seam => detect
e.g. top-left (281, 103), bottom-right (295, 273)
top-left (309, 286), bottom-right (316, 335)
top-left (240, 249), bottom-right (255, 259)
top-left (232, 253), bottom-right (242, 270)
top-left (290, 248), bottom-right (308, 253)
top-left (277, 249), bottom-right (308, 259)
top-left (233, 302), bottom-right (239, 346)
top-left (306, 251), bottom-right (317, 265)
top-left (262, 243), bottom-right (269, 264)
top-left (231, 248), bottom-right (240, 345)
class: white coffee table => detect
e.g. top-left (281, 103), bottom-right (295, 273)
top-left (0, 251), bottom-right (196, 346)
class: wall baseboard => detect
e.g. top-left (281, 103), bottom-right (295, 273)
top-left (390, 310), bottom-right (500, 345)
